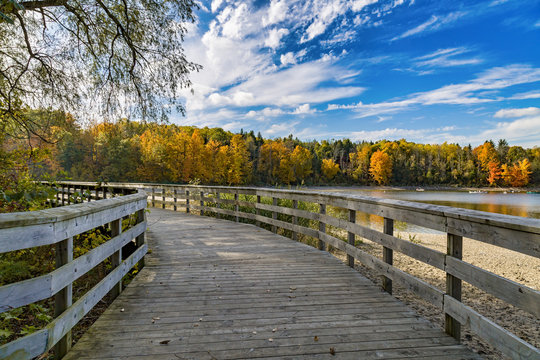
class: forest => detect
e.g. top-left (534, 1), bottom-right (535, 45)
top-left (2, 109), bottom-right (539, 210)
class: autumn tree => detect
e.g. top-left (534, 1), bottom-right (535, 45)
top-left (501, 159), bottom-right (532, 187)
top-left (1, 0), bottom-right (201, 140)
top-left (349, 144), bottom-right (372, 183)
top-left (290, 145), bottom-right (312, 183)
top-left (369, 150), bottom-right (392, 185)
top-left (228, 135), bottom-right (252, 185)
top-left (321, 158), bottom-right (339, 181)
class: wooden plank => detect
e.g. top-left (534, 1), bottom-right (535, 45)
top-left (0, 194), bottom-right (146, 252)
top-left (446, 256), bottom-right (540, 317)
top-left (0, 222), bottom-right (145, 313)
top-left (47, 244), bottom-right (147, 351)
top-left (346, 221), bottom-right (446, 270)
top-left (347, 209), bottom-right (355, 268)
top-left (444, 295), bottom-right (540, 360)
top-left (107, 219), bottom-right (122, 299)
top-left (0, 329), bottom-right (48, 360)
top-left (447, 217), bottom-right (540, 258)
top-left (54, 237), bottom-right (73, 359)
top-left (445, 233), bottom-right (462, 341)
top-left (318, 232), bottom-right (444, 307)
top-left (382, 218), bottom-right (393, 294)
top-left (319, 203), bottom-right (326, 251)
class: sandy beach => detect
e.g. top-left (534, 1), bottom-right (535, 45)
top-left (330, 231), bottom-right (540, 359)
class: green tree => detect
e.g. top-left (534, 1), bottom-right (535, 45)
top-left (1, 0), bottom-right (201, 138)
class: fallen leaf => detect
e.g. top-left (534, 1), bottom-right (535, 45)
top-left (120, 308), bottom-right (125, 312)
top-left (159, 340), bottom-right (170, 345)
top-left (272, 328), bottom-right (277, 332)
top-left (329, 347), bottom-right (335, 355)
top-left (314, 336), bottom-right (319, 342)
top-left (288, 295), bottom-right (296, 299)
top-left (152, 317), bottom-right (160, 320)
top-left (252, 331), bottom-right (257, 334)
top-left (193, 323), bottom-right (199, 327)
top-left (199, 318), bottom-right (203, 322)
top-left (289, 286), bottom-right (297, 291)
top-left (268, 338), bottom-right (273, 342)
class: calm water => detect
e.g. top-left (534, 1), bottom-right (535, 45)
top-left (316, 188), bottom-right (540, 233)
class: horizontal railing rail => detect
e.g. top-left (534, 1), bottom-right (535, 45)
top-left (0, 189), bottom-right (147, 359)
top-left (42, 181), bottom-right (539, 360)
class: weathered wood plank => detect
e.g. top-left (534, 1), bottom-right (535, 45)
top-left (62, 208), bottom-right (475, 360)
top-left (446, 256), bottom-right (540, 317)
top-left (444, 295), bottom-right (540, 360)
top-left (0, 222), bottom-right (146, 313)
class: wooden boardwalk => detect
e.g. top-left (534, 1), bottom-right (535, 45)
top-left (64, 208), bottom-right (480, 360)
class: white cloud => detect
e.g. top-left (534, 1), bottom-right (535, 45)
top-left (494, 107), bottom-right (540, 118)
top-left (265, 28), bottom-right (289, 49)
top-left (265, 121), bottom-right (300, 137)
top-left (535, 20), bottom-right (540, 28)
top-left (391, 11), bottom-right (468, 41)
top-left (327, 64), bottom-right (540, 117)
top-left (211, 0), bottom-right (224, 13)
top-left (263, 0), bottom-right (289, 26)
top-left (479, 116), bottom-right (540, 148)
top-left (293, 104), bottom-right (316, 114)
top-left (280, 52), bottom-right (296, 65)
top-left (509, 91), bottom-right (540, 100)
top-left (414, 47), bottom-right (482, 68)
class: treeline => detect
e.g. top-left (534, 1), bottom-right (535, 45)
top-left (3, 111), bottom-right (539, 188)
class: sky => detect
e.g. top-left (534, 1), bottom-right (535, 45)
top-left (174, 0), bottom-right (540, 147)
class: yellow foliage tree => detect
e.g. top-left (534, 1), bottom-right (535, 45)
top-left (290, 145), bottom-right (313, 183)
top-left (228, 135), bottom-right (252, 185)
top-left (321, 158), bottom-right (339, 181)
top-left (369, 150), bottom-right (392, 185)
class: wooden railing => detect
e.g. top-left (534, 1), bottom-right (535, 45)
top-left (44, 181), bottom-right (540, 359)
top-left (0, 189), bottom-right (147, 360)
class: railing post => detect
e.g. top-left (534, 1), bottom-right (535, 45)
top-left (186, 189), bottom-right (190, 213)
top-left (136, 207), bottom-right (146, 268)
top-left (108, 219), bottom-right (122, 299)
top-left (87, 186), bottom-right (91, 202)
top-left (234, 192), bottom-right (239, 222)
top-left (348, 209), bottom-right (356, 268)
top-left (173, 189), bottom-right (178, 211)
top-left (292, 199), bottom-right (298, 241)
top-left (445, 233), bottom-right (463, 341)
top-left (151, 187), bottom-right (155, 207)
top-left (61, 184), bottom-right (65, 206)
top-left (200, 191), bottom-right (204, 216)
top-left (162, 187), bottom-right (166, 209)
top-left (256, 195), bottom-right (261, 227)
top-left (272, 197), bottom-right (278, 233)
top-left (318, 203), bottom-right (326, 251)
top-left (216, 192), bottom-right (220, 219)
top-left (67, 185), bottom-right (71, 205)
top-left (54, 236), bottom-right (73, 359)
top-left (103, 186), bottom-right (107, 200)
top-left (382, 218), bottom-right (393, 294)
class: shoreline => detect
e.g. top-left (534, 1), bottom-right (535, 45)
top-left (306, 184), bottom-right (540, 192)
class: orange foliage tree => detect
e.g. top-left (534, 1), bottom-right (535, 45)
top-left (501, 159), bottom-right (532, 187)
top-left (369, 150), bottom-right (392, 185)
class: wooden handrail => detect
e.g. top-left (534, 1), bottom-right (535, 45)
top-left (0, 189), bottom-right (147, 360)
top-left (41, 181), bottom-right (540, 359)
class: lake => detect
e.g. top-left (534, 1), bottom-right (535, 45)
top-left (315, 188), bottom-right (540, 233)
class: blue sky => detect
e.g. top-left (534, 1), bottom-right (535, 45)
top-left (175, 0), bottom-right (540, 147)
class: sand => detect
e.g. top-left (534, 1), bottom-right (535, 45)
top-left (330, 231), bottom-right (540, 359)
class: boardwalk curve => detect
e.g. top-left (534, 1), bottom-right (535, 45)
top-left (64, 208), bottom-right (479, 359)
